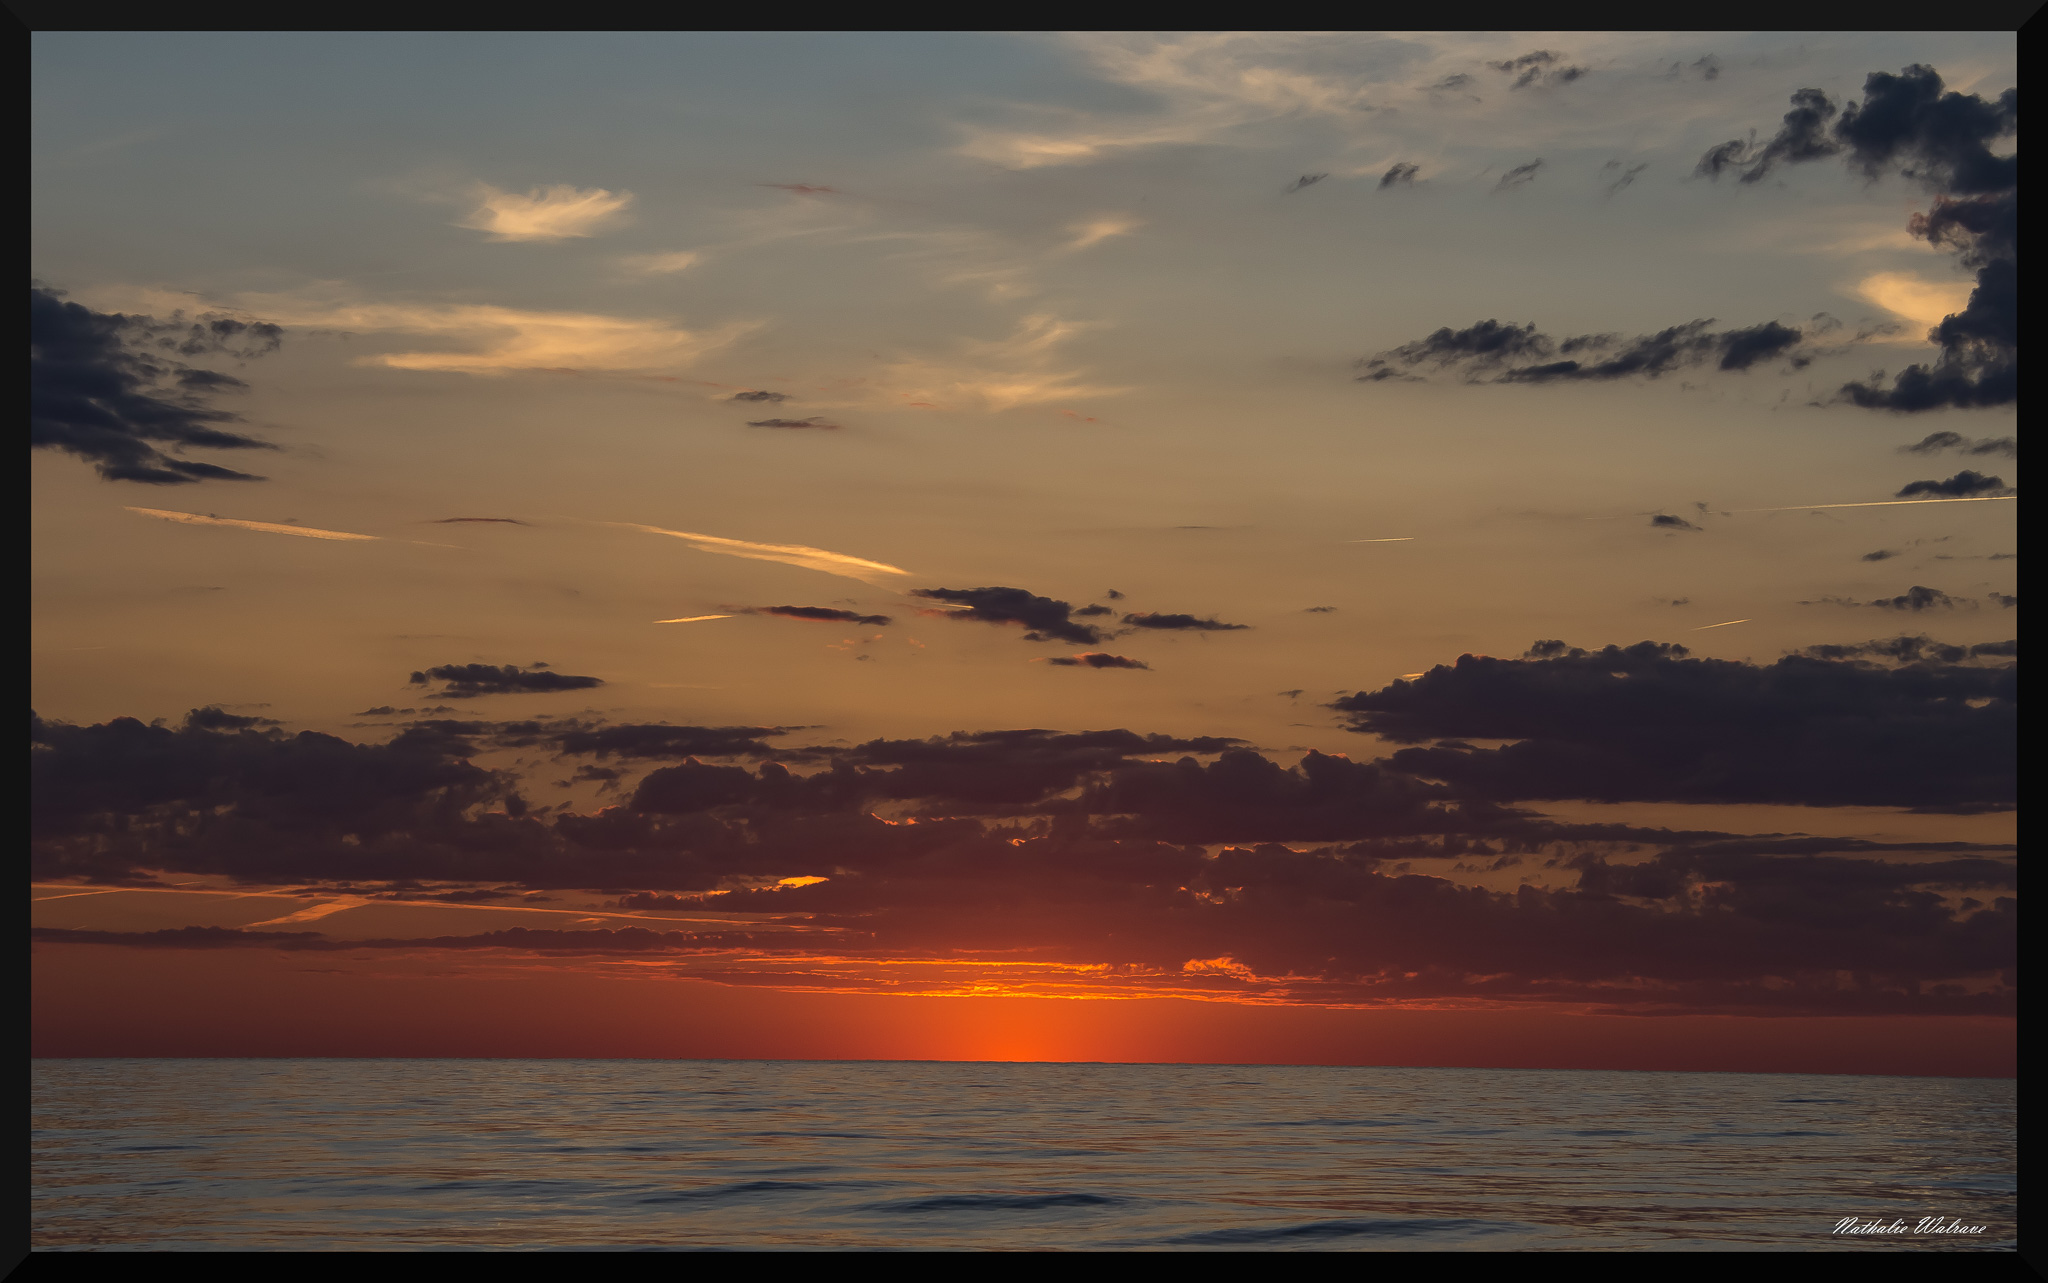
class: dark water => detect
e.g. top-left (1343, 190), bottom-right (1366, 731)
top-left (32, 1059), bottom-right (2015, 1251)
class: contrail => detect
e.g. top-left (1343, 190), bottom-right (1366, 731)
top-left (241, 897), bottom-right (370, 928)
top-left (1688, 618), bottom-right (1752, 631)
top-left (615, 523), bottom-right (911, 585)
top-left (654, 615), bottom-right (733, 623)
top-left (1344, 537), bottom-right (1415, 543)
top-left (126, 507), bottom-right (380, 541)
top-left (1732, 496), bottom-right (2016, 512)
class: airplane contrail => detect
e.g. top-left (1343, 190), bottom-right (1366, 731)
top-left (653, 615), bottom-right (733, 623)
top-left (1732, 496), bottom-right (2016, 512)
top-left (126, 507), bottom-right (379, 541)
top-left (1688, 618), bottom-right (1752, 630)
top-left (615, 523), bottom-right (911, 585)
top-left (1345, 537), bottom-right (1415, 543)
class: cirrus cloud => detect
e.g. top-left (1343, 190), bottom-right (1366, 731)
top-left (456, 183), bottom-right (634, 242)
top-left (232, 292), bottom-right (755, 377)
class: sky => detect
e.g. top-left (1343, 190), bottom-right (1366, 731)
top-left (31, 31), bottom-right (2017, 1074)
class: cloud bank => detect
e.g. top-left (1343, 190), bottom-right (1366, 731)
top-left (32, 676), bottom-right (2014, 1016)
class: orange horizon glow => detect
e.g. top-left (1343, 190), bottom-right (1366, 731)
top-left (32, 943), bottom-right (2017, 1078)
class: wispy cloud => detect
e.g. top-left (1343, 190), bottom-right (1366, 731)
top-left (125, 507), bottom-right (379, 541)
top-left (958, 33), bottom-right (1386, 169)
top-left (617, 250), bottom-right (702, 276)
top-left (618, 524), bottom-right (912, 585)
top-left (233, 292), bottom-right (754, 376)
top-left (1061, 214), bottom-right (1144, 252)
top-left (1854, 271), bottom-right (1974, 335)
top-left (959, 32), bottom-right (1780, 181)
top-left (880, 314), bottom-right (1129, 412)
top-left (241, 897), bottom-right (369, 928)
top-left (1733, 496), bottom-right (2017, 512)
top-left (456, 183), bottom-right (634, 241)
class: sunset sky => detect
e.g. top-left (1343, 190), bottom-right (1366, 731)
top-left (31, 31), bottom-right (2017, 1075)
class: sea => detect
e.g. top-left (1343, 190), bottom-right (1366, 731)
top-left (31, 1059), bottom-right (2015, 1252)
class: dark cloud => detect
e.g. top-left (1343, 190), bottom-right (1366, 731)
top-left (31, 710), bottom-right (520, 883)
top-left (1695, 88), bottom-right (1842, 183)
top-left (37, 845), bottom-right (2016, 1018)
top-left (31, 925), bottom-right (753, 954)
top-left (1987, 593), bottom-right (2016, 609)
top-left (30, 285), bottom-right (284, 485)
top-left (1487, 51), bottom-right (1586, 90)
top-left (408, 663), bottom-right (605, 699)
top-left (549, 722), bottom-right (791, 760)
top-left (730, 390), bottom-right (788, 403)
top-left (1650, 514), bottom-right (1700, 531)
top-left (1283, 173), bottom-right (1327, 193)
top-left (1805, 586), bottom-right (1959, 611)
top-left (1834, 65), bottom-right (2017, 193)
top-left (911, 586), bottom-right (1104, 645)
top-left (1061, 748), bottom-right (1525, 847)
top-left (628, 728), bottom-right (1247, 818)
top-left (1493, 159), bottom-right (1544, 191)
top-left (1697, 66), bottom-right (2016, 412)
top-left (1430, 73), bottom-right (1473, 91)
top-left (1900, 432), bottom-right (2016, 458)
top-left (1359, 318), bottom-right (1807, 384)
top-left (184, 707), bottom-right (279, 731)
top-left (749, 605), bottom-right (892, 627)
top-left (1359, 319), bottom-right (1546, 378)
top-left (746, 417), bottom-right (838, 430)
top-left (31, 692), bottom-right (2014, 1014)
top-left (1121, 612), bottom-right (1250, 632)
top-left (1841, 195), bottom-right (2015, 410)
top-left (1103, 589), bottom-right (1125, 600)
top-left (1305, 606), bottom-right (1338, 613)
top-left (1072, 604), bottom-right (1115, 617)
top-left (1602, 161), bottom-right (1649, 195)
top-left (1045, 653), bottom-right (1150, 670)
top-left (1332, 639), bottom-right (2013, 811)
top-left (1792, 635), bottom-right (2014, 666)
top-left (1895, 470), bottom-right (2012, 498)
top-left (1378, 163), bottom-right (1419, 188)
top-left (36, 846), bottom-right (2016, 1018)
top-left (430, 517), bottom-right (528, 525)
top-left (1862, 549), bottom-right (1899, 562)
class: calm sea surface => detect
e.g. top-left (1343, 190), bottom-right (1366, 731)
top-left (32, 1059), bottom-right (2015, 1251)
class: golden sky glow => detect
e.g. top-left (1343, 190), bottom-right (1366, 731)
top-left (31, 31), bottom-right (2016, 1071)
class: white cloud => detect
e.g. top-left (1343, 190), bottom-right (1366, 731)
top-left (456, 183), bottom-right (634, 241)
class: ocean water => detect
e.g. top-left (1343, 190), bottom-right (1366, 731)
top-left (32, 1059), bottom-right (2015, 1251)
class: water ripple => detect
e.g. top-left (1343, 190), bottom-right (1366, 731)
top-left (31, 1060), bottom-right (2017, 1251)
